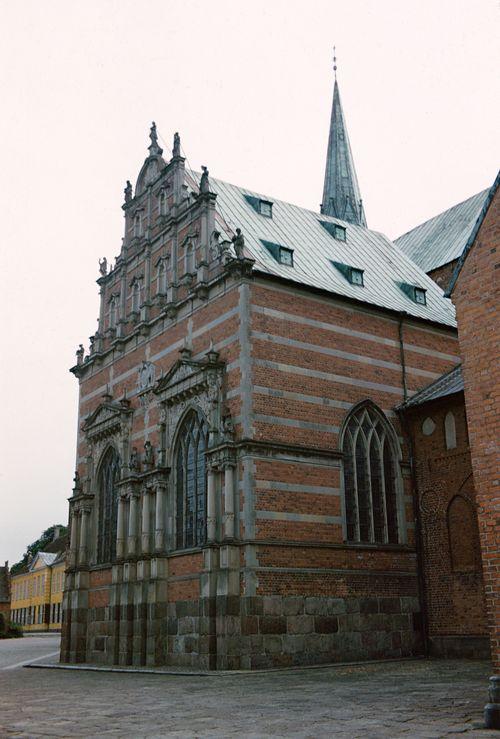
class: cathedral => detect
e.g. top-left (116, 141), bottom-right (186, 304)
top-left (61, 69), bottom-right (496, 671)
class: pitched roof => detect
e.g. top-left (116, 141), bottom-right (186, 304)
top-left (191, 173), bottom-right (457, 327)
top-left (400, 364), bottom-right (463, 409)
top-left (30, 552), bottom-right (57, 570)
top-left (321, 79), bottom-right (366, 226)
top-left (394, 189), bottom-right (490, 274)
top-left (447, 170), bottom-right (500, 296)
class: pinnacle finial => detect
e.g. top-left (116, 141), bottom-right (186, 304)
top-left (148, 121), bottom-right (163, 156)
top-left (333, 46), bottom-right (337, 80)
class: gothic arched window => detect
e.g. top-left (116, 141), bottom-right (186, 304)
top-left (133, 212), bottom-right (142, 237)
top-left (175, 410), bottom-right (208, 550)
top-left (444, 411), bottom-right (457, 450)
top-left (185, 244), bottom-right (195, 274)
top-left (341, 403), bottom-right (402, 544)
top-left (97, 446), bottom-right (121, 564)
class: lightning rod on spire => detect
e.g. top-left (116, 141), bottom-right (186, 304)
top-left (333, 45), bottom-right (337, 80)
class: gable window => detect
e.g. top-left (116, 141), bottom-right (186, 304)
top-left (259, 200), bottom-right (273, 218)
top-left (175, 410), bottom-right (209, 549)
top-left (341, 403), bottom-right (402, 545)
top-left (319, 220), bottom-right (347, 241)
top-left (350, 267), bottom-right (364, 286)
top-left (97, 447), bottom-right (121, 564)
top-left (159, 190), bottom-right (167, 217)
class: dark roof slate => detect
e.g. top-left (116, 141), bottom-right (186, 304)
top-left (400, 364), bottom-right (463, 409)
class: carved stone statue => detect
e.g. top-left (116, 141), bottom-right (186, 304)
top-left (76, 344), bottom-right (84, 365)
top-left (73, 470), bottom-right (82, 494)
top-left (144, 440), bottom-right (154, 468)
top-left (172, 131), bottom-right (181, 158)
top-left (124, 180), bottom-right (132, 202)
top-left (129, 447), bottom-right (139, 473)
top-left (232, 228), bottom-right (245, 259)
top-left (200, 166), bottom-right (210, 194)
top-left (150, 121), bottom-right (158, 147)
top-left (138, 361), bottom-right (155, 391)
top-left (222, 414), bottom-right (235, 442)
top-left (99, 257), bottom-right (107, 276)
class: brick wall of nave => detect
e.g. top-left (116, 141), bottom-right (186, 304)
top-left (404, 394), bottom-right (489, 658)
top-left (453, 185), bottom-right (500, 671)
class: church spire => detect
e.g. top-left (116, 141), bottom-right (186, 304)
top-left (321, 51), bottom-right (367, 227)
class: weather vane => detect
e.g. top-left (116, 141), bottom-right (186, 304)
top-left (333, 45), bottom-right (337, 80)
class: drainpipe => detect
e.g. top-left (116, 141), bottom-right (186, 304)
top-left (397, 311), bottom-right (429, 655)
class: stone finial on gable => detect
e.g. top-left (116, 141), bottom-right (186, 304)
top-left (148, 121), bottom-right (163, 157)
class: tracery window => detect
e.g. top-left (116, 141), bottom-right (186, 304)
top-left (97, 446), bottom-right (121, 564)
top-left (175, 410), bottom-right (208, 549)
top-left (342, 403), bottom-right (401, 544)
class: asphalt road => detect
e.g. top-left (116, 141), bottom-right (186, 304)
top-left (0, 635), bottom-right (496, 738)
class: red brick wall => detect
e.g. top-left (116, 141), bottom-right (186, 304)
top-left (428, 260), bottom-right (458, 291)
top-left (404, 394), bottom-right (487, 647)
top-left (452, 185), bottom-right (500, 670)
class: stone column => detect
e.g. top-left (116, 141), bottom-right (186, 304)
top-left (116, 495), bottom-right (126, 558)
top-left (141, 489), bottom-right (151, 554)
top-left (69, 511), bottom-right (79, 567)
top-left (78, 509), bottom-right (90, 565)
top-left (155, 485), bottom-right (166, 551)
top-left (207, 469), bottom-right (217, 542)
top-left (128, 493), bottom-right (138, 556)
top-left (117, 266), bottom-right (127, 338)
top-left (142, 245), bottom-right (151, 322)
top-left (223, 463), bottom-right (235, 539)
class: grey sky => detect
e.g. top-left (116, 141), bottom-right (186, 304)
top-left (1, 0), bottom-right (498, 565)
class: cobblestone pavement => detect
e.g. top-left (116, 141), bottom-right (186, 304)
top-left (0, 636), bottom-right (497, 737)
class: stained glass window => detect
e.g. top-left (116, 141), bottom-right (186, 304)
top-left (175, 411), bottom-right (208, 550)
top-left (341, 404), bottom-right (401, 544)
top-left (97, 447), bottom-right (121, 564)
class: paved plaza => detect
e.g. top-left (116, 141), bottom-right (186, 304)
top-left (0, 635), bottom-right (497, 737)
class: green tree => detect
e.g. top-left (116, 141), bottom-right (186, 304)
top-left (10, 524), bottom-right (67, 575)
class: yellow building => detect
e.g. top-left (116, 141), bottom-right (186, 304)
top-left (10, 550), bottom-right (67, 632)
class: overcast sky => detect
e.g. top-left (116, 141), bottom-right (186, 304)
top-left (1, 0), bottom-right (498, 565)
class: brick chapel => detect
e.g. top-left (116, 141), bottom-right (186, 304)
top-left (61, 68), bottom-right (497, 671)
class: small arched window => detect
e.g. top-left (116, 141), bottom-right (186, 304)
top-left (97, 447), bottom-right (121, 564)
top-left (444, 411), bottom-right (457, 450)
top-left (157, 259), bottom-right (168, 294)
top-left (342, 403), bottom-right (402, 544)
top-left (133, 212), bottom-right (142, 237)
top-left (159, 190), bottom-right (167, 216)
top-left (185, 243), bottom-right (195, 274)
top-left (132, 280), bottom-right (141, 313)
top-left (175, 410), bottom-right (208, 549)
top-left (109, 296), bottom-right (117, 329)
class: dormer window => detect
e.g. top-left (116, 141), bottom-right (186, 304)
top-left (261, 240), bottom-right (294, 267)
top-left (259, 200), bottom-right (273, 218)
top-left (159, 190), bottom-right (167, 217)
top-left (331, 261), bottom-right (364, 286)
top-left (319, 221), bottom-right (347, 241)
top-left (399, 282), bottom-right (427, 305)
top-left (414, 287), bottom-right (427, 305)
top-left (133, 212), bottom-right (142, 238)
